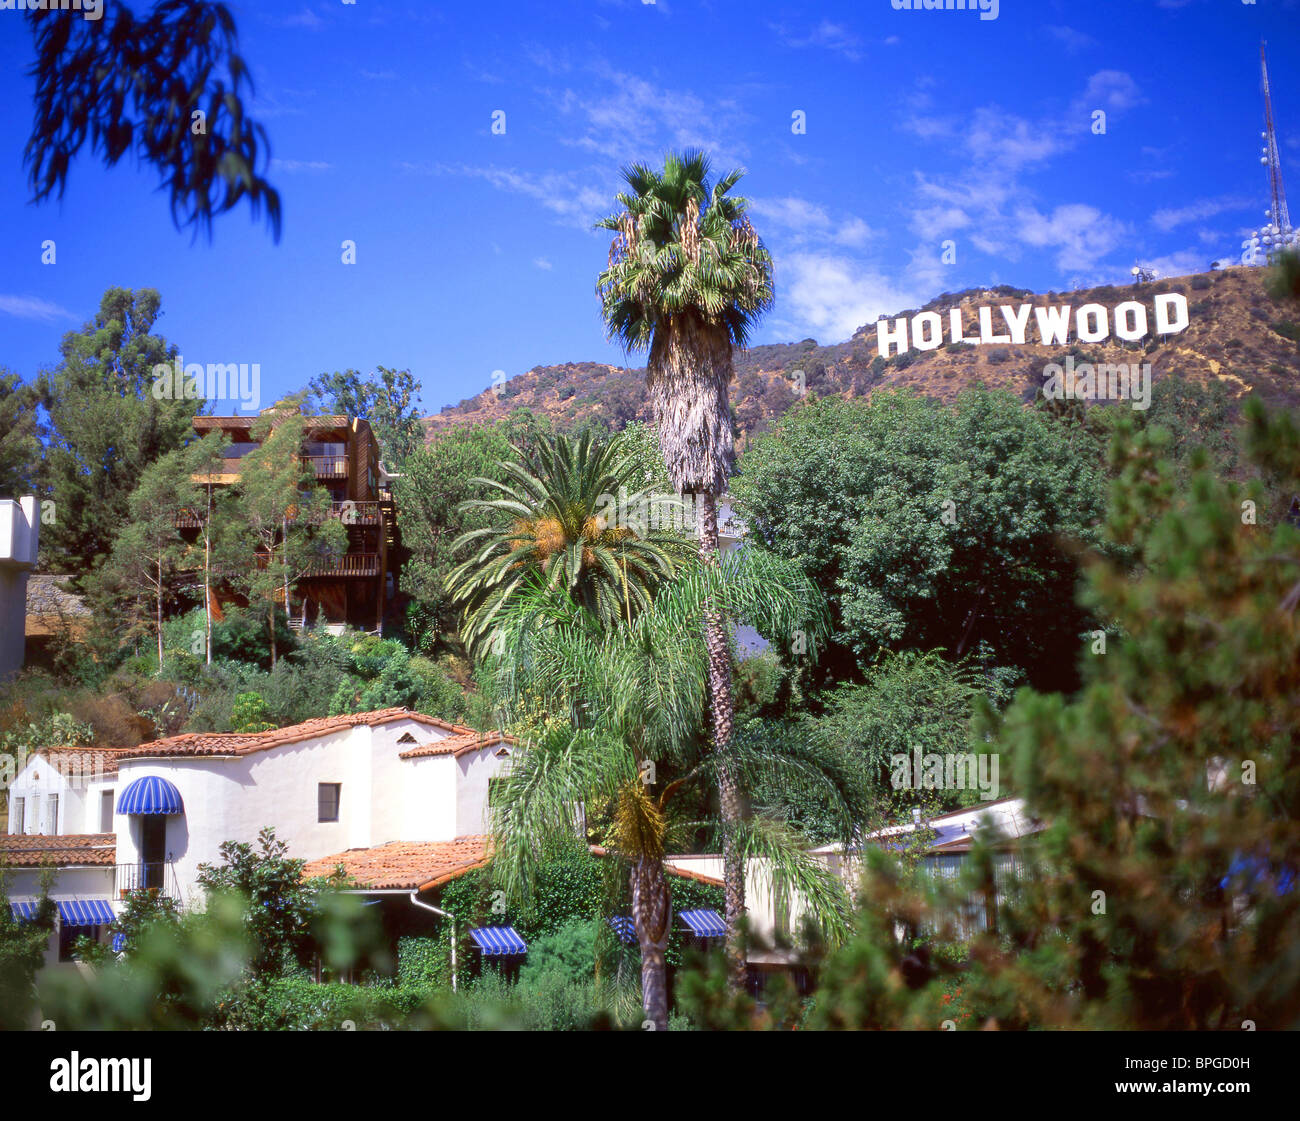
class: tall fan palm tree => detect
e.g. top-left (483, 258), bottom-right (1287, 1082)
top-left (445, 429), bottom-right (694, 657)
top-left (487, 551), bottom-right (856, 1029)
top-left (596, 150), bottom-right (775, 981)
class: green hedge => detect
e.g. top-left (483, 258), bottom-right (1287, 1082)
top-left (213, 973), bottom-right (677, 1031)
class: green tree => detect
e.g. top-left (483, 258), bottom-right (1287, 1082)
top-left (733, 388), bottom-right (1105, 692)
top-left (487, 551), bottom-right (853, 1029)
top-left (233, 404), bottom-right (347, 667)
top-left (307, 365), bottom-right (425, 469)
top-left (446, 430), bottom-right (695, 658)
top-left (230, 692), bottom-right (275, 733)
top-left (0, 371), bottom-right (43, 498)
top-left (95, 447), bottom-right (199, 670)
top-left (39, 287), bottom-right (198, 576)
top-left (25, 1), bottom-right (280, 240)
top-left (597, 150), bottom-right (776, 980)
top-left (396, 421), bottom-right (515, 646)
top-left (196, 827), bottom-right (320, 979)
top-left (750, 651), bottom-right (1001, 844)
top-left (0, 874), bottom-right (55, 1031)
top-left (770, 403), bottom-right (1300, 1030)
top-left (186, 431), bottom-right (242, 665)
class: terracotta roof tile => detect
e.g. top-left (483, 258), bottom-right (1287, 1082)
top-left (302, 837), bottom-right (490, 891)
top-left (399, 730), bottom-right (516, 760)
top-left (0, 833), bottom-right (116, 867)
top-left (116, 709), bottom-right (474, 761)
top-left (32, 747), bottom-right (125, 779)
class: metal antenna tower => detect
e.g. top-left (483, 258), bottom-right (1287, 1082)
top-left (1248, 41), bottom-right (1298, 264)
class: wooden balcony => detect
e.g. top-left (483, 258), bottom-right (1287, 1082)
top-left (302, 552), bottom-right (380, 578)
top-left (304, 455), bottom-right (348, 480)
top-left (329, 501), bottom-right (382, 525)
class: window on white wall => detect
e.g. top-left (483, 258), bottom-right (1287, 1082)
top-left (318, 783), bottom-right (341, 823)
top-left (46, 794), bottom-right (58, 835)
top-left (101, 790), bottom-right (114, 832)
top-left (12, 797), bottom-right (24, 834)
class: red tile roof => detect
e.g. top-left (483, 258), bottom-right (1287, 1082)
top-left (115, 709), bottom-right (474, 761)
top-left (32, 747), bottom-right (126, 778)
top-left (0, 833), bottom-right (116, 867)
top-left (302, 837), bottom-right (723, 892)
top-left (302, 837), bottom-right (491, 891)
top-left (399, 730), bottom-right (516, 760)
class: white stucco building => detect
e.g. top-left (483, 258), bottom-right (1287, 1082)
top-left (0, 496), bottom-right (39, 678)
top-left (0, 709), bottom-right (514, 964)
top-left (666, 797), bottom-right (1042, 979)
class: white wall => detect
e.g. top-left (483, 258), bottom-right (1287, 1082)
top-left (455, 745), bottom-right (511, 837)
top-left (9, 717), bottom-right (503, 910)
top-left (6, 754), bottom-right (115, 836)
top-left (0, 497), bottom-right (38, 679)
top-left (663, 853), bottom-right (833, 965)
top-left (400, 755), bottom-right (457, 842)
top-left (115, 717), bottom-right (459, 903)
top-left (3, 867), bottom-right (116, 970)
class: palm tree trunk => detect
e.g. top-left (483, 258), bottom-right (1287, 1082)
top-left (697, 491), bottom-right (746, 990)
top-left (631, 854), bottom-right (672, 1030)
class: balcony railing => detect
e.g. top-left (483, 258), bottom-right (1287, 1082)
top-left (303, 552), bottom-right (380, 577)
top-left (329, 501), bottom-right (382, 525)
top-left (114, 861), bottom-right (182, 902)
top-left (304, 455), bottom-right (348, 480)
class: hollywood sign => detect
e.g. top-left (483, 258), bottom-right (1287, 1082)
top-left (875, 294), bottom-right (1191, 357)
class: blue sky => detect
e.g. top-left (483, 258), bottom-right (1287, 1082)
top-left (1, 0), bottom-right (1297, 416)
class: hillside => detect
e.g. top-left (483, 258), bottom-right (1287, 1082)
top-left (425, 267), bottom-right (1300, 443)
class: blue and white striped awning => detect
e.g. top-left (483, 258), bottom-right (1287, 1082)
top-left (608, 916), bottom-right (636, 944)
top-left (117, 775), bottom-right (183, 815)
top-left (111, 932), bottom-right (128, 953)
top-left (9, 899), bottom-right (41, 922)
top-left (678, 908), bottom-right (727, 938)
top-left (57, 899), bottom-right (115, 927)
top-left (469, 926), bottom-right (527, 956)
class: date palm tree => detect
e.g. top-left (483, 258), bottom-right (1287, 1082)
top-left (486, 551), bottom-right (857, 1029)
top-left (596, 150), bottom-right (775, 981)
top-left (446, 429), bottom-right (695, 658)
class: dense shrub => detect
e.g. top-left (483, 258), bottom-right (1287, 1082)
top-left (518, 919), bottom-right (599, 986)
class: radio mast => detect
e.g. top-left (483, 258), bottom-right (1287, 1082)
top-left (1248, 41), bottom-right (1298, 264)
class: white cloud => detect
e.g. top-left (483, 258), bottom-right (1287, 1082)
top-left (408, 162), bottom-right (612, 230)
top-left (1073, 70), bottom-right (1144, 115)
top-left (269, 159), bottom-right (333, 173)
top-left (1013, 204), bottom-right (1128, 271)
top-left (908, 205), bottom-right (972, 243)
top-left (749, 197), bottom-right (831, 232)
top-left (1047, 26), bottom-right (1096, 53)
top-left (1142, 249), bottom-right (1210, 279)
top-left (554, 64), bottom-right (748, 166)
top-left (279, 8), bottom-right (323, 30)
top-left (775, 253), bottom-right (926, 343)
top-left (1152, 196), bottom-right (1251, 232)
top-left (533, 257), bottom-right (553, 270)
top-left (834, 218), bottom-right (879, 247)
top-left (769, 19), bottom-right (864, 62)
top-left (0, 295), bottom-right (77, 322)
top-left (967, 107), bottom-right (1070, 169)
